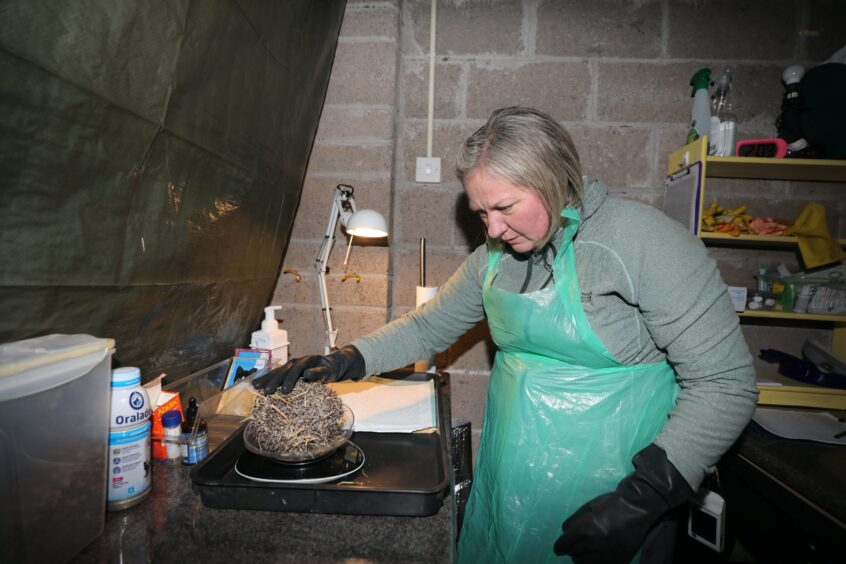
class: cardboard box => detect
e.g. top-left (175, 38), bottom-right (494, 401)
top-left (148, 389), bottom-right (183, 460)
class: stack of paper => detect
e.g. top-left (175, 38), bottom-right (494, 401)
top-left (329, 376), bottom-right (437, 433)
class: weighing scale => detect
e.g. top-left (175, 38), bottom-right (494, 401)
top-left (190, 372), bottom-right (451, 516)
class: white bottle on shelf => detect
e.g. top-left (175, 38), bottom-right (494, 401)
top-left (793, 285), bottom-right (814, 313)
top-left (711, 68), bottom-right (737, 156)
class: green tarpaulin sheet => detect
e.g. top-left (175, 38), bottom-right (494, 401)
top-left (0, 0), bottom-right (346, 381)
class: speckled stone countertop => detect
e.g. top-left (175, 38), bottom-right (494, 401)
top-left (73, 370), bottom-right (457, 563)
top-left (71, 460), bottom-right (454, 563)
top-left (731, 418), bottom-right (846, 521)
top-left (717, 415), bottom-right (846, 561)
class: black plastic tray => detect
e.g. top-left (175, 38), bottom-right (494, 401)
top-left (190, 373), bottom-right (450, 517)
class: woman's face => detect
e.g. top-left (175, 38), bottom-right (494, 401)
top-left (464, 168), bottom-right (550, 253)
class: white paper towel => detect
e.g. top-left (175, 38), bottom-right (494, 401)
top-left (416, 285), bottom-right (438, 306)
top-left (329, 377), bottom-right (437, 433)
top-left (415, 285), bottom-right (438, 372)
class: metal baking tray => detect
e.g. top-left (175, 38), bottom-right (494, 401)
top-left (190, 372), bottom-right (450, 516)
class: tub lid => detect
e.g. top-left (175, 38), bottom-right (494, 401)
top-left (0, 334), bottom-right (115, 400)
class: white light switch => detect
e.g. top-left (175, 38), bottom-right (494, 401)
top-left (415, 157), bottom-right (441, 183)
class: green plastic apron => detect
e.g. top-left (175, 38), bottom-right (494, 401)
top-left (456, 207), bottom-right (679, 564)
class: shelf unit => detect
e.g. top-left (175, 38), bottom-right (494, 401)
top-left (668, 137), bottom-right (846, 181)
top-left (700, 231), bottom-right (846, 248)
top-left (666, 138), bottom-right (846, 408)
top-left (669, 137), bottom-right (846, 248)
top-left (756, 371), bottom-right (846, 410)
top-left (738, 310), bottom-right (846, 323)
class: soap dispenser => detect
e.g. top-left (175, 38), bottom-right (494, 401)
top-left (250, 306), bottom-right (289, 365)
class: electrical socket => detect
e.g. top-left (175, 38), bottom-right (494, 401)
top-left (415, 157), bottom-right (441, 183)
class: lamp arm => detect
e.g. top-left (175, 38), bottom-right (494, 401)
top-left (317, 270), bottom-right (337, 355)
top-left (316, 185), bottom-right (357, 355)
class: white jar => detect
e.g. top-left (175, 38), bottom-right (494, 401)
top-left (108, 367), bottom-right (152, 511)
top-left (161, 410), bottom-right (183, 462)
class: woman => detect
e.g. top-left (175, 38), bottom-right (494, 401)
top-left (255, 107), bottom-right (758, 563)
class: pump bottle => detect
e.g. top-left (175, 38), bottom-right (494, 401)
top-left (687, 68), bottom-right (712, 147)
top-left (250, 305), bottom-right (289, 364)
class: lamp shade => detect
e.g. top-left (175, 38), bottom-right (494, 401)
top-left (345, 209), bottom-right (388, 238)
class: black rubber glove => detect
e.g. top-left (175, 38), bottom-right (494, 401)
top-left (553, 443), bottom-right (693, 564)
top-left (251, 345), bottom-right (366, 395)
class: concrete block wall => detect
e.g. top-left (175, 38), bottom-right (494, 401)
top-left (273, 1), bottom-right (400, 357)
top-left (273, 0), bottom-right (846, 455)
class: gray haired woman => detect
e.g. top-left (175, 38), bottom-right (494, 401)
top-left (256, 106), bottom-right (758, 564)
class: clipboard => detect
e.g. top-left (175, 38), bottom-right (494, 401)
top-left (662, 161), bottom-right (703, 236)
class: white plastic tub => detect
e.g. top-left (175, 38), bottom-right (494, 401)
top-left (0, 334), bottom-right (114, 564)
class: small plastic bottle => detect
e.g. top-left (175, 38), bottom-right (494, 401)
top-left (181, 397), bottom-right (209, 465)
top-left (711, 68), bottom-right (737, 156)
top-left (781, 283), bottom-right (796, 311)
top-left (756, 268), bottom-right (769, 293)
top-left (186, 419), bottom-right (209, 465)
top-left (161, 410), bottom-right (183, 462)
top-left (793, 285), bottom-right (814, 313)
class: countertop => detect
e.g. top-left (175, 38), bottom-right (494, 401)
top-left (73, 371), bottom-right (846, 562)
top-left (73, 370), bottom-right (457, 563)
top-left (72, 460), bottom-right (453, 563)
top-left (733, 418), bottom-right (846, 522)
top-left (718, 416), bottom-right (846, 562)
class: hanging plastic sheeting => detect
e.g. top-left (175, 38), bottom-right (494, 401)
top-left (0, 0), bottom-right (346, 382)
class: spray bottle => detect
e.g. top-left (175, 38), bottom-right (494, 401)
top-left (687, 68), bottom-right (712, 147)
top-left (710, 68), bottom-right (737, 156)
top-left (250, 306), bottom-right (289, 365)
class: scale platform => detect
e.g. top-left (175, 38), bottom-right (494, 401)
top-left (190, 372), bottom-right (450, 516)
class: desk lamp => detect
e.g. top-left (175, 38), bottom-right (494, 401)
top-left (316, 184), bottom-right (388, 355)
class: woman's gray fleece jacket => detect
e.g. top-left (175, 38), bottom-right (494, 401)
top-left (353, 179), bottom-right (758, 489)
